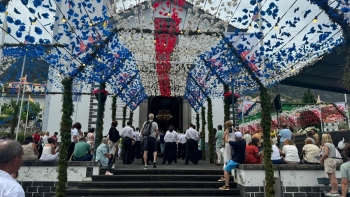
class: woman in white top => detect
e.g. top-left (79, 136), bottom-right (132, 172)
top-left (302, 139), bottom-right (320, 164)
top-left (218, 121), bottom-right (236, 182)
top-left (270, 139), bottom-right (283, 164)
top-left (68, 122), bottom-right (82, 161)
top-left (41, 131), bottom-right (50, 146)
top-left (22, 136), bottom-right (39, 161)
top-left (40, 138), bottom-right (59, 161)
top-left (280, 139), bottom-right (300, 164)
top-left (161, 125), bottom-right (178, 165)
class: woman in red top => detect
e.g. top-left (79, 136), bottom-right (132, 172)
top-left (245, 138), bottom-right (262, 164)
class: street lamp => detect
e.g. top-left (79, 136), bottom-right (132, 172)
top-left (229, 72), bottom-right (235, 128)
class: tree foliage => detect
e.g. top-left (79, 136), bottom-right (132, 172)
top-left (223, 85), bottom-right (230, 125)
top-left (201, 106), bottom-right (206, 160)
top-left (111, 95), bottom-right (117, 121)
top-left (207, 98), bottom-right (214, 164)
top-left (122, 106), bottom-right (127, 128)
top-left (302, 89), bottom-right (316, 104)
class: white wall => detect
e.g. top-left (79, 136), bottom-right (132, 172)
top-left (236, 169), bottom-right (341, 187)
top-left (191, 98), bottom-right (224, 143)
top-left (18, 165), bottom-right (99, 182)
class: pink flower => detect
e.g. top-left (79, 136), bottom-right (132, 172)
top-left (92, 89), bottom-right (109, 96)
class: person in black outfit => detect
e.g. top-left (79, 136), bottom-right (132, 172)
top-left (185, 124), bottom-right (199, 165)
top-left (108, 121), bottom-right (120, 163)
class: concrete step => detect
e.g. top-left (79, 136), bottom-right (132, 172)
top-left (92, 174), bottom-right (222, 182)
top-left (98, 169), bottom-right (223, 175)
top-left (66, 188), bottom-right (240, 196)
top-left (77, 181), bottom-right (231, 189)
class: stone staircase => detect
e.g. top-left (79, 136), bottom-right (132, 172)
top-left (66, 168), bottom-right (240, 196)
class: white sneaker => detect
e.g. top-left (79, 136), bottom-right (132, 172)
top-left (105, 171), bottom-right (113, 175)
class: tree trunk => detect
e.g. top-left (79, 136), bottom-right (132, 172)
top-left (95, 82), bottom-right (106, 150)
top-left (56, 77), bottom-right (74, 197)
top-left (223, 85), bottom-right (230, 125)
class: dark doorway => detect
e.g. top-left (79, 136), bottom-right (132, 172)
top-left (148, 96), bottom-right (182, 132)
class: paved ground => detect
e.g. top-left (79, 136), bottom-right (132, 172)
top-left (113, 156), bottom-right (222, 170)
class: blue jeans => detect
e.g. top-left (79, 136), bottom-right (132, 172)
top-left (224, 160), bottom-right (240, 172)
top-left (73, 154), bottom-right (93, 161)
top-left (272, 159), bottom-right (283, 164)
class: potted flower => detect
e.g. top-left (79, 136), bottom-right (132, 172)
top-left (92, 88), bottom-right (108, 103)
top-left (223, 91), bottom-right (240, 105)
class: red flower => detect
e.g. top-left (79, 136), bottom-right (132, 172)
top-left (223, 92), bottom-right (240, 98)
top-left (92, 89), bottom-right (109, 96)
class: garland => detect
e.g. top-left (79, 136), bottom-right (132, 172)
top-left (207, 98), bottom-right (214, 164)
top-left (223, 85), bottom-right (230, 125)
top-left (122, 106), bottom-right (127, 128)
top-left (94, 82), bottom-right (106, 150)
top-left (196, 113), bottom-right (200, 132)
top-left (201, 106), bottom-right (206, 160)
top-left (111, 95), bottom-right (117, 121)
top-left (260, 86), bottom-right (274, 197)
top-left (129, 108), bottom-right (134, 125)
top-left (9, 104), bottom-right (19, 139)
top-left (56, 77), bottom-right (73, 197)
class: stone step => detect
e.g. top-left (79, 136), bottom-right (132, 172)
top-left (92, 174), bottom-right (222, 182)
top-left (98, 169), bottom-right (222, 175)
top-left (77, 181), bottom-right (231, 189)
top-left (66, 188), bottom-right (240, 196)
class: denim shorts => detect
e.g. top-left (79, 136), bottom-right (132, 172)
top-left (224, 159), bottom-right (239, 172)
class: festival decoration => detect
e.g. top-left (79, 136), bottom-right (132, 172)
top-left (201, 106), bottom-right (206, 160)
top-left (207, 98), bottom-right (214, 164)
top-left (223, 91), bottom-right (240, 105)
top-left (92, 88), bottom-right (108, 103)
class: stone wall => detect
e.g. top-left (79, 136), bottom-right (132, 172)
top-left (236, 164), bottom-right (341, 197)
top-left (19, 161), bottom-right (100, 197)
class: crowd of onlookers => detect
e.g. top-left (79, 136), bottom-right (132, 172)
top-left (215, 121), bottom-right (350, 196)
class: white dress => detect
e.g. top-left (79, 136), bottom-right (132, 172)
top-left (223, 132), bottom-right (236, 168)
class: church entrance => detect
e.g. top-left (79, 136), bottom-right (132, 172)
top-left (148, 96), bottom-right (183, 132)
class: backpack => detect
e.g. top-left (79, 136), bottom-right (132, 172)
top-left (143, 121), bottom-right (153, 137)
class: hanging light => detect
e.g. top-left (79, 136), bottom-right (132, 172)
top-left (274, 23), bottom-right (278, 30)
top-left (168, 12), bottom-right (171, 16)
top-left (31, 18), bottom-right (37, 25)
top-left (154, 40), bottom-right (156, 43)
top-left (249, 23), bottom-right (252, 29)
top-left (180, 30), bottom-right (183, 34)
top-left (61, 16), bottom-right (67, 23)
top-left (313, 16), bottom-right (317, 23)
top-left (291, 66), bottom-right (295, 72)
top-left (89, 20), bottom-right (93, 26)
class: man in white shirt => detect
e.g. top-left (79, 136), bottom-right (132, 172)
top-left (185, 123), bottom-right (199, 165)
top-left (161, 125), bottom-right (178, 165)
top-left (0, 140), bottom-right (25, 197)
top-left (134, 128), bottom-right (142, 160)
top-left (120, 121), bottom-right (134, 164)
top-left (178, 131), bottom-right (187, 160)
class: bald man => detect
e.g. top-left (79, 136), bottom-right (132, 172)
top-left (141, 113), bottom-right (159, 169)
top-left (0, 140), bottom-right (25, 197)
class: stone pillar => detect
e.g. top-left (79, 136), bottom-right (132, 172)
top-left (182, 99), bottom-right (191, 130)
top-left (138, 99), bottom-right (148, 128)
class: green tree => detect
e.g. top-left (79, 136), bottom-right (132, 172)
top-left (302, 89), bottom-right (316, 104)
top-left (0, 99), bottom-right (41, 124)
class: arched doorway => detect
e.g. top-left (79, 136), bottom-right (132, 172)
top-left (148, 96), bottom-right (182, 132)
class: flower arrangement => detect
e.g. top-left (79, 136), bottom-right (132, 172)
top-left (303, 126), bottom-right (320, 133)
top-left (92, 89), bottom-right (109, 96)
top-left (92, 89), bottom-right (108, 103)
top-left (223, 91), bottom-right (240, 105)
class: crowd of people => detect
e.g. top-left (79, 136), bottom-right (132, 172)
top-left (3, 115), bottom-right (350, 196)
